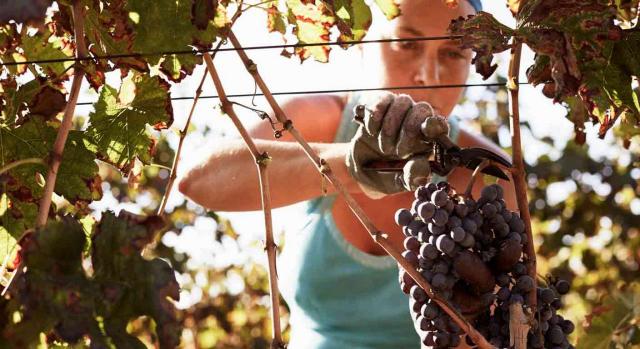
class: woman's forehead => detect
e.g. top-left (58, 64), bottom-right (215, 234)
top-left (391, 0), bottom-right (475, 36)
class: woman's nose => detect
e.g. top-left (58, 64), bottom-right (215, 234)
top-left (413, 62), bottom-right (440, 86)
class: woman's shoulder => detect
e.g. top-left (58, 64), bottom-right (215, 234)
top-left (278, 93), bottom-right (350, 143)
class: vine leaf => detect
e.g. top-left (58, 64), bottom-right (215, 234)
top-left (86, 73), bottom-right (173, 173)
top-left (267, 1), bottom-right (287, 34)
top-left (286, 0), bottom-right (335, 62)
top-left (82, 0), bottom-right (146, 89)
top-left (1, 211), bottom-right (180, 348)
top-left (373, 0), bottom-right (400, 20)
top-left (451, 1), bottom-right (640, 145)
top-left (192, 0), bottom-right (218, 30)
top-left (92, 211), bottom-right (179, 349)
top-left (126, 0), bottom-right (227, 82)
top-left (0, 116), bottom-right (102, 245)
top-left (448, 12), bottom-right (514, 79)
top-left (578, 282), bottom-right (640, 349)
top-left (20, 28), bottom-right (74, 78)
top-left (331, 0), bottom-right (372, 43)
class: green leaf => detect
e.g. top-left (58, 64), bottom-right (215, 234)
top-left (86, 73), bottom-right (173, 173)
top-left (372, 0), bottom-right (400, 20)
top-left (20, 28), bottom-right (74, 78)
top-left (578, 283), bottom-right (640, 349)
top-left (286, 0), bottom-right (335, 62)
top-left (82, 0), bottom-right (147, 88)
top-left (126, 0), bottom-right (226, 82)
top-left (191, 0), bottom-right (218, 30)
top-left (331, 0), bottom-right (372, 42)
top-left (1, 78), bottom-right (66, 125)
top-left (92, 211), bottom-right (179, 349)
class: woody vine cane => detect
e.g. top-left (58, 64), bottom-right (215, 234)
top-left (220, 30), bottom-right (496, 348)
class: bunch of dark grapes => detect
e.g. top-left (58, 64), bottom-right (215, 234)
top-left (396, 181), bottom-right (574, 348)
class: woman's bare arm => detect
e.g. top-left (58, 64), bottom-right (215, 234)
top-left (177, 94), bottom-right (357, 211)
top-left (178, 139), bottom-right (359, 211)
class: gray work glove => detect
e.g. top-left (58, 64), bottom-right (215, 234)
top-left (345, 93), bottom-right (450, 198)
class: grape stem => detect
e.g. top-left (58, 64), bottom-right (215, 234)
top-left (463, 159), bottom-right (492, 199)
top-left (507, 35), bottom-right (538, 337)
top-left (226, 30), bottom-right (496, 349)
top-left (157, 10), bottom-right (244, 217)
top-left (203, 54), bottom-right (285, 349)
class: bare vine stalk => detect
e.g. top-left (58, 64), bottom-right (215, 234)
top-left (507, 39), bottom-right (537, 321)
top-left (203, 54), bottom-right (284, 349)
top-left (2, 0), bottom-right (89, 296)
top-left (35, 1), bottom-right (87, 227)
top-left (226, 30), bottom-right (495, 349)
top-left (157, 10), bottom-right (243, 217)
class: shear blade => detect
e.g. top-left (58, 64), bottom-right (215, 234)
top-left (458, 148), bottom-right (513, 169)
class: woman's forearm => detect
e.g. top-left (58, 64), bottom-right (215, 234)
top-left (178, 139), bottom-right (360, 211)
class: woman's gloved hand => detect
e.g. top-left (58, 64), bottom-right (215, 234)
top-left (345, 92), bottom-right (450, 198)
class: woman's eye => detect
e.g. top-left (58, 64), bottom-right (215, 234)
top-left (443, 48), bottom-right (466, 59)
top-left (391, 40), bottom-right (421, 51)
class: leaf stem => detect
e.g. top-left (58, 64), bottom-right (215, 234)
top-left (227, 29), bottom-right (495, 349)
top-left (203, 53), bottom-right (284, 349)
top-left (507, 39), bottom-right (537, 329)
top-left (36, 1), bottom-right (87, 227)
top-left (0, 158), bottom-right (45, 176)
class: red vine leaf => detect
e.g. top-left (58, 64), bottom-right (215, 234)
top-left (448, 12), bottom-right (514, 79)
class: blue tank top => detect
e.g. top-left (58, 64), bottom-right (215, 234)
top-left (278, 94), bottom-right (460, 349)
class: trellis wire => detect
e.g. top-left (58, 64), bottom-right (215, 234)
top-left (0, 35), bottom-right (462, 67)
top-left (74, 82), bottom-right (529, 106)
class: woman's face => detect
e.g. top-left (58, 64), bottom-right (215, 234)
top-left (373, 0), bottom-right (475, 116)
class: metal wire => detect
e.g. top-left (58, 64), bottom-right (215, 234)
top-left (75, 82), bottom-right (527, 106)
top-left (0, 35), bottom-right (463, 68)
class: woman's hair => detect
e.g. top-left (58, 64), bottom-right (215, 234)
top-left (466, 0), bottom-right (482, 12)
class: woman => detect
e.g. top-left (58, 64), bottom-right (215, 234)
top-left (179, 0), bottom-right (515, 347)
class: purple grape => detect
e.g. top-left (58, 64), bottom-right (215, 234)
top-left (431, 273), bottom-right (447, 289)
top-left (481, 185), bottom-right (498, 202)
top-left (555, 279), bottom-right (570, 295)
top-left (461, 218), bottom-right (477, 234)
top-left (481, 203), bottom-right (498, 218)
top-left (454, 203), bottom-right (469, 217)
top-left (422, 302), bottom-right (439, 320)
top-left (418, 202), bottom-right (437, 221)
top-left (432, 209), bottom-right (449, 227)
top-left (459, 233), bottom-right (475, 248)
top-left (432, 261), bottom-right (449, 274)
top-left (404, 236), bottom-right (420, 252)
top-left (429, 222), bottom-right (446, 235)
top-left (402, 250), bottom-right (419, 267)
top-left (540, 287), bottom-right (556, 304)
top-left (447, 216), bottom-right (462, 228)
top-left (497, 287), bottom-right (511, 301)
top-left (420, 243), bottom-right (439, 260)
top-left (431, 189), bottom-right (449, 207)
top-left (415, 186), bottom-right (431, 201)
top-left (410, 285), bottom-right (428, 303)
top-left (450, 227), bottom-right (466, 243)
top-left (436, 235), bottom-right (455, 255)
top-left (395, 208), bottom-right (413, 227)
top-left (509, 217), bottom-right (525, 233)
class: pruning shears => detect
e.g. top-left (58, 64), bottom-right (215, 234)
top-left (358, 109), bottom-right (513, 180)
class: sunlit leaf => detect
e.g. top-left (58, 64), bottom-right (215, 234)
top-left (86, 73), bottom-right (173, 173)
